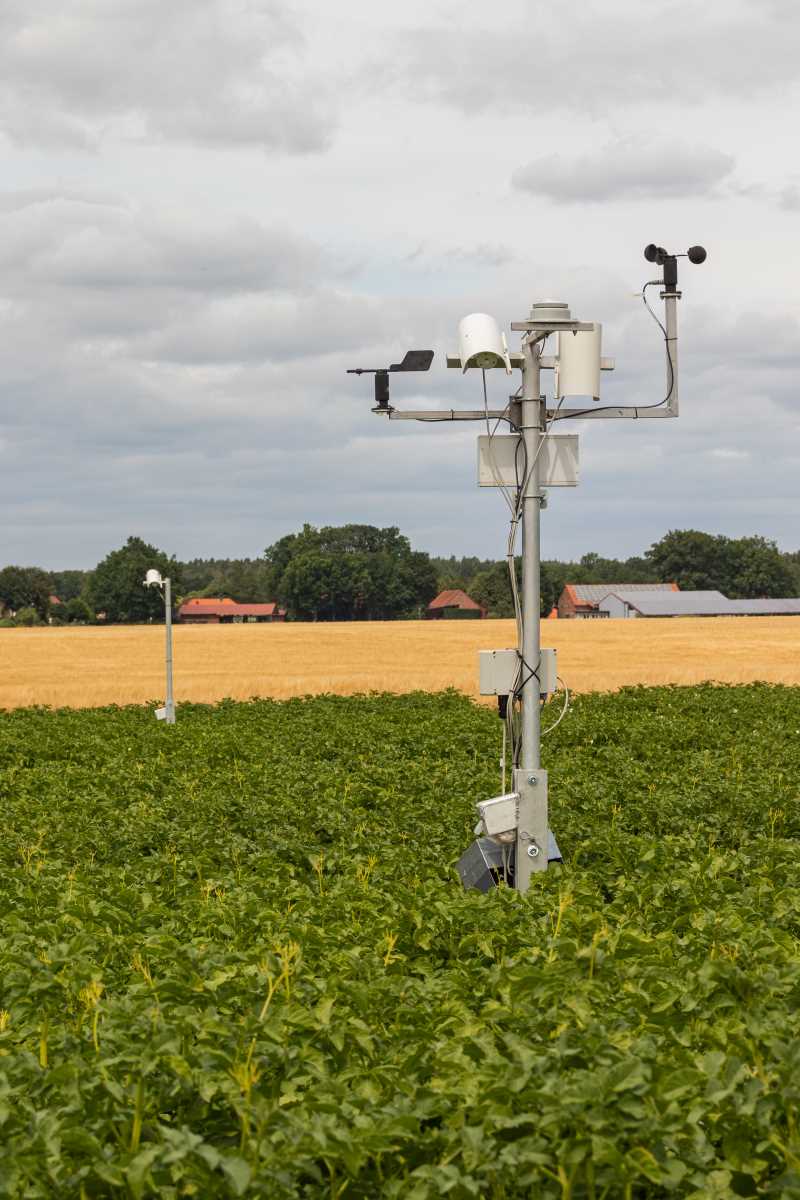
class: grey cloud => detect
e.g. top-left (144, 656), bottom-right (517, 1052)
top-left (135, 289), bottom-right (456, 366)
top-left (0, 0), bottom-right (334, 153)
top-left (512, 139), bottom-right (735, 203)
top-left (0, 196), bottom-right (326, 298)
top-left (405, 243), bottom-right (514, 269)
top-left (388, 5), bottom-right (800, 114)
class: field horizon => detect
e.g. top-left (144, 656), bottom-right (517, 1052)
top-left (2, 615), bottom-right (800, 710)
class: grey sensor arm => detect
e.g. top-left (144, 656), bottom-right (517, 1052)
top-left (642, 243), bottom-right (707, 419)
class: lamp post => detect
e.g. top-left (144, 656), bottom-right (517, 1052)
top-left (143, 569), bottom-right (175, 725)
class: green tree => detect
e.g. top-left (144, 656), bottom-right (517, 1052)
top-left (0, 566), bottom-right (53, 619)
top-left (280, 552), bottom-right (362, 621)
top-left (726, 536), bottom-right (797, 599)
top-left (265, 525), bottom-right (438, 620)
top-left (89, 537), bottom-right (179, 623)
top-left (50, 570), bottom-right (91, 603)
top-left (784, 551), bottom-right (800, 593)
top-left (646, 530), bottom-right (732, 591)
top-left (177, 558), bottom-right (273, 603)
top-left (64, 597), bottom-right (94, 624)
top-left (13, 606), bottom-right (42, 626)
top-left (470, 560), bottom-right (517, 618)
top-left (647, 529), bottom-right (796, 597)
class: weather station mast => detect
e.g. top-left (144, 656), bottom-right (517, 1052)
top-left (348, 243), bottom-right (707, 895)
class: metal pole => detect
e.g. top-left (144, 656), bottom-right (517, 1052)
top-left (164, 577), bottom-right (175, 725)
top-left (664, 293), bottom-right (679, 416)
top-left (514, 333), bottom-right (548, 891)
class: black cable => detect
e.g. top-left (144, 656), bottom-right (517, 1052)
top-left (552, 279), bottom-right (675, 422)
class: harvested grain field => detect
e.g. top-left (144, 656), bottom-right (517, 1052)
top-left (2, 616), bottom-right (800, 710)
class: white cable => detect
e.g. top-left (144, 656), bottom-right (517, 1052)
top-left (481, 369), bottom-right (516, 513)
top-left (542, 676), bottom-right (570, 736)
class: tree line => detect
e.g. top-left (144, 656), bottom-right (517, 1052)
top-left (436, 531), bottom-right (800, 617)
top-left (1, 527), bottom-right (798, 625)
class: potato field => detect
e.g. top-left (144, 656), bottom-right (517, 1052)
top-left (2, 684), bottom-right (800, 1197)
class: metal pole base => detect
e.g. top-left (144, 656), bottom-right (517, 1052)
top-left (456, 833), bottom-right (562, 892)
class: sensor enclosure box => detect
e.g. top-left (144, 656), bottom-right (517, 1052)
top-left (556, 323), bottom-right (602, 402)
top-left (477, 434), bottom-right (578, 487)
top-left (479, 648), bottom-right (557, 697)
top-left (477, 792), bottom-right (519, 837)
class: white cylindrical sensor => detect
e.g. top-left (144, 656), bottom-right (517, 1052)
top-left (556, 322), bottom-right (602, 401)
top-left (144, 568), bottom-right (163, 587)
top-left (458, 312), bottom-right (508, 372)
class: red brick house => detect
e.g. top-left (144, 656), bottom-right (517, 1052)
top-left (426, 589), bottom-right (486, 620)
top-left (178, 597), bottom-right (286, 624)
top-left (557, 582), bottom-right (679, 619)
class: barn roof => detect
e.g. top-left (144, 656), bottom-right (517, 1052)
top-left (566, 582), bottom-right (678, 605)
top-left (178, 598), bottom-right (282, 617)
top-left (428, 588), bottom-right (483, 611)
top-left (600, 589), bottom-right (734, 616)
top-left (726, 598), bottom-right (800, 615)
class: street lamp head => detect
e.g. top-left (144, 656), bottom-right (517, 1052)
top-left (144, 569), bottom-right (164, 588)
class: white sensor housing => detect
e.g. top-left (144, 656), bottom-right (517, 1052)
top-left (144, 569), bottom-right (164, 587)
top-left (458, 313), bottom-right (511, 374)
top-left (477, 792), bottom-right (519, 837)
top-left (556, 322), bottom-right (602, 402)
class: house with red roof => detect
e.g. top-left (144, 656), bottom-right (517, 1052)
top-left (178, 597), bottom-right (286, 624)
top-left (426, 589), bottom-right (486, 620)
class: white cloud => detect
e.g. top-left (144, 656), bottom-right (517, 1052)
top-left (0, 0), bottom-right (334, 153)
top-left (512, 139), bottom-right (735, 204)
top-left (388, 1), bottom-right (800, 115)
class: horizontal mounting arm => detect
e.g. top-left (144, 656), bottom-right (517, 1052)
top-left (387, 409), bottom-right (510, 422)
top-left (547, 405), bottom-right (676, 421)
top-left (445, 353), bottom-right (615, 370)
top-left (382, 402), bottom-right (675, 423)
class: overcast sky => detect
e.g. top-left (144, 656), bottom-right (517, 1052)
top-left (1, 0), bottom-right (798, 570)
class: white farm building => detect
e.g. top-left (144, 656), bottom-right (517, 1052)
top-left (598, 590), bottom-right (800, 618)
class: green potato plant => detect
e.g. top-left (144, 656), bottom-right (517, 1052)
top-left (0, 683), bottom-right (799, 1197)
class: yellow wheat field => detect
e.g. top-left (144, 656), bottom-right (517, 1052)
top-left (1, 616), bottom-right (800, 710)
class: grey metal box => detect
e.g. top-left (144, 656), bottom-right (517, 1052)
top-left (479, 647), bottom-right (556, 697)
